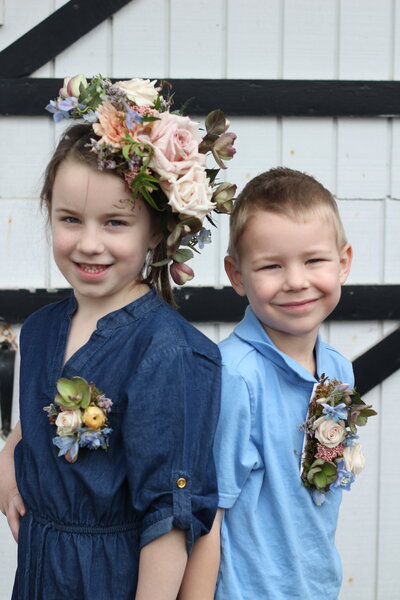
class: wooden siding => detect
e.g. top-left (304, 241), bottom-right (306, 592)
top-left (0, 1), bottom-right (399, 599)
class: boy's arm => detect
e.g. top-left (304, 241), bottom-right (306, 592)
top-left (177, 508), bottom-right (223, 600)
top-left (0, 421), bottom-right (26, 542)
top-left (135, 528), bottom-right (187, 600)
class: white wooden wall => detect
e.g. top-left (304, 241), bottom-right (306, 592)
top-left (1, 1), bottom-right (399, 598)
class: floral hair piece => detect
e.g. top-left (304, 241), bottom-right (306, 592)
top-left (44, 376), bottom-right (113, 463)
top-left (300, 375), bottom-right (377, 506)
top-left (46, 74), bottom-right (237, 284)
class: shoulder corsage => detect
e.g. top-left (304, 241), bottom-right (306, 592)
top-left (300, 374), bottom-right (377, 506)
top-left (44, 376), bottom-right (113, 463)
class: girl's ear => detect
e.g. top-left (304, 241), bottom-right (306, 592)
top-left (339, 243), bottom-right (353, 285)
top-left (224, 256), bottom-right (247, 297)
top-left (148, 230), bottom-right (164, 250)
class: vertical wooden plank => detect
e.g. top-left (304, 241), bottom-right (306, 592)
top-left (0, 200), bottom-right (47, 287)
top-left (329, 321), bottom-right (382, 361)
top-left (376, 370), bottom-right (400, 600)
top-left (338, 0), bottom-right (393, 79)
top-left (170, 0), bottom-right (225, 77)
top-left (283, 0), bottom-right (337, 78)
top-left (384, 199), bottom-right (400, 283)
top-left (281, 117), bottom-right (336, 192)
top-left (390, 120), bottom-right (400, 199)
top-left (337, 119), bottom-right (388, 199)
top-left (394, 0), bottom-right (400, 79)
top-left (338, 199), bottom-right (384, 284)
top-left (0, 117), bottom-right (52, 199)
top-left (54, 0), bottom-right (110, 77)
top-left (226, 0), bottom-right (281, 78)
top-left (112, 0), bottom-right (169, 78)
top-left (337, 385), bottom-right (380, 600)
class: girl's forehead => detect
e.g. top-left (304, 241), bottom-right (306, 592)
top-left (53, 161), bottom-right (132, 210)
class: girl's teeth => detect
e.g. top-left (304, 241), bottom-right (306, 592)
top-left (80, 264), bottom-right (106, 273)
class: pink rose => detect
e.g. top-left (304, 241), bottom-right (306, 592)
top-left (313, 417), bottom-right (346, 448)
top-left (161, 166), bottom-right (215, 220)
top-left (147, 112), bottom-right (204, 179)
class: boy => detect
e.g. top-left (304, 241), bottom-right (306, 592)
top-left (213, 167), bottom-right (353, 599)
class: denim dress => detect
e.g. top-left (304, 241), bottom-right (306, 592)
top-left (12, 289), bottom-right (221, 599)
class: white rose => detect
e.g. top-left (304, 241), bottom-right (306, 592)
top-left (114, 78), bottom-right (158, 106)
top-left (161, 166), bottom-right (215, 221)
top-left (56, 409), bottom-right (82, 437)
top-left (313, 417), bottom-right (346, 448)
top-left (343, 443), bottom-right (365, 475)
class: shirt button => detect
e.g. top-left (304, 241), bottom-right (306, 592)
top-left (176, 477), bottom-right (187, 489)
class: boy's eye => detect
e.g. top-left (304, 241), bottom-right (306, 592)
top-left (263, 264), bottom-right (280, 270)
top-left (307, 258), bottom-right (324, 264)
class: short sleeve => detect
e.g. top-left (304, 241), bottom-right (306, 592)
top-left (213, 364), bottom-right (260, 509)
top-left (122, 345), bottom-right (220, 551)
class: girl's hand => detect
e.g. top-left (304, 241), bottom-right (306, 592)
top-left (0, 421), bottom-right (26, 542)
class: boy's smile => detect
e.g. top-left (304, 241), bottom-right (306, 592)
top-left (225, 210), bottom-right (352, 354)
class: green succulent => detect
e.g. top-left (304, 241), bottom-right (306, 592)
top-left (54, 376), bottom-right (91, 410)
top-left (307, 459), bottom-right (338, 491)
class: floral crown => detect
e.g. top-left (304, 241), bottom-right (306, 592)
top-left (46, 74), bottom-right (237, 284)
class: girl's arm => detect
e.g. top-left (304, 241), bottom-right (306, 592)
top-left (177, 508), bottom-right (223, 600)
top-left (135, 528), bottom-right (187, 600)
top-left (0, 421), bottom-right (26, 542)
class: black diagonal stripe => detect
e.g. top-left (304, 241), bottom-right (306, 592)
top-left (353, 327), bottom-right (400, 396)
top-left (2, 79), bottom-right (400, 116)
top-left (0, 0), bottom-right (133, 78)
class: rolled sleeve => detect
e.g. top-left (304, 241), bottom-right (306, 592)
top-left (122, 344), bottom-right (221, 550)
top-left (213, 364), bottom-right (260, 509)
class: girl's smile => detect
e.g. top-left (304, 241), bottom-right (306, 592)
top-left (51, 160), bottom-right (161, 313)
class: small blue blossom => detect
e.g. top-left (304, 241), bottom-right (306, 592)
top-left (45, 100), bottom-right (71, 122)
top-left (321, 402), bottom-right (347, 422)
top-left (330, 461), bottom-right (355, 492)
top-left (311, 489), bottom-right (329, 506)
top-left (53, 435), bottom-right (79, 459)
top-left (79, 427), bottom-right (112, 450)
top-left (344, 433), bottom-right (359, 447)
top-left (125, 108), bottom-right (142, 130)
top-left (82, 109), bottom-right (99, 123)
top-left (58, 97), bottom-right (78, 111)
top-left (196, 228), bottom-right (212, 250)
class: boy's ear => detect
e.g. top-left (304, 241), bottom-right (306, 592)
top-left (224, 256), bottom-right (247, 297)
top-left (339, 243), bottom-right (352, 284)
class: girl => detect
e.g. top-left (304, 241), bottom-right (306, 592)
top-left (0, 75), bottom-right (236, 599)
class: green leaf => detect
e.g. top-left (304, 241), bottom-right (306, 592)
top-left (122, 144), bottom-right (131, 160)
top-left (314, 472), bottom-right (327, 489)
top-left (172, 248), bottom-right (194, 263)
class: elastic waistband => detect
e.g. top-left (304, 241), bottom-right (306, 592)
top-left (32, 512), bottom-right (137, 534)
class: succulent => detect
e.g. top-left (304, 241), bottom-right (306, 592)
top-left (307, 459), bottom-right (338, 491)
top-left (54, 376), bottom-right (91, 410)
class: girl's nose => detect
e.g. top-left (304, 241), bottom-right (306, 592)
top-left (76, 226), bottom-right (104, 255)
top-left (282, 265), bottom-right (309, 291)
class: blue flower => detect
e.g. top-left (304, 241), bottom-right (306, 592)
top-left (53, 435), bottom-right (79, 460)
top-left (45, 100), bottom-right (71, 122)
top-left (344, 433), bottom-right (359, 447)
top-left (321, 402), bottom-right (347, 422)
top-left (125, 108), bottom-right (142, 130)
top-left (82, 109), bottom-right (99, 123)
top-left (79, 427), bottom-right (112, 450)
top-left (311, 489), bottom-right (329, 506)
top-left (196, 228), bottom-right (212, 250)
top-left (330, 461), bottom-right (355, 492)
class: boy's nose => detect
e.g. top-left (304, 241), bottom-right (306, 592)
top-left (76, 226), bottom-right (105, 255)
top-left (282, 266), bottom-right (309, 291)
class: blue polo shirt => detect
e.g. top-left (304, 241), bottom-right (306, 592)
top-left (214, 306), bottom-right (354, 600)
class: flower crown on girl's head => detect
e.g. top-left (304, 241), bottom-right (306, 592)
top-left (46, 74), bottom-right (237, 285)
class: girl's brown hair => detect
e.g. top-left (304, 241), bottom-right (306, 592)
top-left (41, 124), bottom-right (175, 306)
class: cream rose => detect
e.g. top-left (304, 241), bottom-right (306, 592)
top-left (147, 112), bottom-right (204, 179)
top-left (114, 78), bottom-right (158, 106)
top-left (313, 417), bottom-right (346, 448)
top-left (343, 443), bottom-right (365, 475)
top-left (161, 166), bottom-right (215, 220)
top-left (56, 409), bottom-right (82, 437)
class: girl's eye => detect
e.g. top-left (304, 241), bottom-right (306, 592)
top-left (107, 219), bottom-right (127, 227)
top-left (63, 216), bottom-right (80, 224)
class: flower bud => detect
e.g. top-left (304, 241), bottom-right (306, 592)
top-left (213, 132), bottom-right (237, 161)
top-left (170, 261), bottom-right (194, 285)
top-left (212, 182), bottom-right (237, 214)
top-left (59, 74), bottom-right (88, 99)
top-left (83, 406), bottom-right (106, 430)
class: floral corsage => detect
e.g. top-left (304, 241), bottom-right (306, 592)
top-left (44, 376), bottom-right (113, 463)
top-left (300, 374), bottom-right (377, 506)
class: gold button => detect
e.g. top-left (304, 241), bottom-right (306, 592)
top-left (176, 477), bottom-right (187, 489)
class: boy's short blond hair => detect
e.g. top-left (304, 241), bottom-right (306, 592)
top-left (228, 167), bottom-right (347, 261)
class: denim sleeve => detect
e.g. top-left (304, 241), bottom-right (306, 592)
top-left (122, 345), bottom-right (220, 551)
top-left (213, 364), bottom-right (260, 509)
